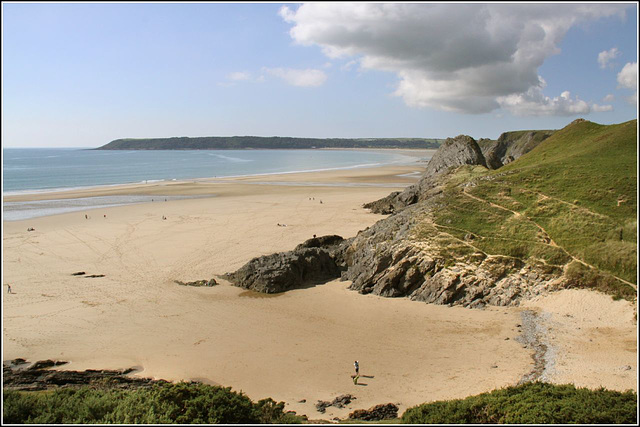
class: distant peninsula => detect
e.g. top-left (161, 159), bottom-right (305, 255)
top-left (95, 136), bottom-right (443, 150)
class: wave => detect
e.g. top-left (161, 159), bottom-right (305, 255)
top-left (206, 153), bottom-right (253, 163)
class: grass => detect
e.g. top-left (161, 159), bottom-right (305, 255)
top-left (413, 119), bottom-right (637, 298)
top-left (401, 382), bottom-right (637, 424)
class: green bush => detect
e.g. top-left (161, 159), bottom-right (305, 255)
top-left (3, 382), bottom-right (304, 424)
top-left (401, 382), bottom-right (637, 424)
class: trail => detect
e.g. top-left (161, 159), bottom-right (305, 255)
top-left (461, 187), bottom-right (637, 291)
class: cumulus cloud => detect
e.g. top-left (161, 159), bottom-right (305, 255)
top-left (598, 47), bottom-right (620, 69)
top-left (263, 67), bottom-right (327, 87)
top-left (617, 62), bottom-right (638, 105)
top-left (497, 81), bottom-right (612, 116)
top-left (602, 94), bottom-right (615, 102)
top-left (617, 62), bottom-right (637, 89)
top-left (279, 3), bottom-right (628, 115)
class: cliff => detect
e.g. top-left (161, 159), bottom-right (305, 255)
top-left (363, 130), bottom-right (553, 214)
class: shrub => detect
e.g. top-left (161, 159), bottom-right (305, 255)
top-left (3, 382), bottom-right (305, 424)
top-left (401, 382), bottom-right (637, 424)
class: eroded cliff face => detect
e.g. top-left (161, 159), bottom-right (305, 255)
top-left (341, 196), bottom-right (563, 308)
top-left (478, 130), bottom-right (555, 170)
top-left (225, 130), bottom-right (564, 308)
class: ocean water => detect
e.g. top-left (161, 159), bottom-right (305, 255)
top-left (3, 148), bottom-right (429, 221)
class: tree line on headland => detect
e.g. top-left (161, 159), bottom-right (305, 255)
top-left (96, 136), bottom-right (443, 150)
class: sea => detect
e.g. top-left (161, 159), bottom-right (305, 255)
top-left (3, 148), bottom-right (430, 221)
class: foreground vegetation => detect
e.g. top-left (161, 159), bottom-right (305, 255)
top-left (428, 119), bottom-right (637, 299)
top-left (4, 381), bottom-right (637, 424)
top-left (402, 382), bottom-right (638, 424)
top-left (2, 382), bottom-right (304, 424)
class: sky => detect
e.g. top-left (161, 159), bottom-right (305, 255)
top-left (1, 2), bottom-right (638, 148)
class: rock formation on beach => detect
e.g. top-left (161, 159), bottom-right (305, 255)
top-left (225, 119), bottom-right (637, 308)
top-left (3, 359), bottom-right (167, 391)
top-left (223, 235), bottom-right (346, 293)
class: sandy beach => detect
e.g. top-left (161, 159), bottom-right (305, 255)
top-left (2, 163), bottom-right (637, 419)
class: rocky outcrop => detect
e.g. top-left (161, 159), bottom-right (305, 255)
top-left (3, 359), bottom-right (167, 391)
top-left (348, 403), bottom-right (399, 421)
top-left (315, 394), bottom-right (355, 413)
top-left (342, 200), bottom-right (562, 308)
top-left (175, 278), bottom-right (218, 287)
top-left (225, 128), bottom-right (564, 308)
top-left (364, 135), bottom-right (487, 214)
top-left (478, 130), bottom-right (554, 169)
top-left (365, 131), bottom-right (553, 214)
top-left (224, 236), bottom-right (347, 293)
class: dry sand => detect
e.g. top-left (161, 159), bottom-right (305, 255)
top-left (2, 164), bottom-right (637, 419)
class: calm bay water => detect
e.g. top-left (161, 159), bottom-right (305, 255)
top-left (3, 148), bottom-right (425, 195)
top-left (3, 148), bottom-right (428, 221)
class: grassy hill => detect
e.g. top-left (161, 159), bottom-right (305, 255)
top-left (422, 119), bottom-right (637, 298)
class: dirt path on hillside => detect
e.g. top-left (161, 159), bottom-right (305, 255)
top-left (461, 187), bottom-right (637, 291)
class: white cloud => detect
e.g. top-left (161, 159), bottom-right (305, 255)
top-left (598, 47), bottom-right (620, 69)
top-left (617, 62), bottom-right (637, 90)
top-left (279, 3), bottom-right (628, 115)
top-left (591, 103), bottom-right (614, 112)
top-left (602, 94), bottom-right (615, 102)
top-left (617, 62), bottom-right (638, 105)
top-left (228, 71), bottom-right (252, 81)
top-left (263, 67), bottom-right (327, 87)
top-left (497, 81), bottom-right (612, 116)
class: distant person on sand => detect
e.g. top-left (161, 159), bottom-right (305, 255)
top-left (85, 214), bottom-right (88, 219)
top-left (7, 284), bottom-right (12, 294)
top-left (354, 360), bottom-right (359, 375)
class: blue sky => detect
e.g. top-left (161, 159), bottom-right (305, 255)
top-left (2, 2), bottom-right (637, 148)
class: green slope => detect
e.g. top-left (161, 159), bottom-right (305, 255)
top-left (426, 119), bottom-right (637, 297)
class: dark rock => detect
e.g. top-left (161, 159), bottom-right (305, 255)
top-left (295, 235), bottom-right (344, 250)
top-left (175, 278), bottom-right (218, 287)
top-left (348, 403), bottom-right (399, 421)
top-left (85, 274), bottom-right (105, 278)
top-left (225, 246), bottom-right (341, 293)
top-left (71, 272), bottom-right (86, 276)
top-left (4, 359), bottom-right (166, 391)
top-left (316, 394), bottom-right (356, 413)
top-left (28, 360), bottom-right (68, 370)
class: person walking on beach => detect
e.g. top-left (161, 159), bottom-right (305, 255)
top-left (7, 284), bottom-right (12, 294)
top-left (352, 361), bottom-right (360, 385)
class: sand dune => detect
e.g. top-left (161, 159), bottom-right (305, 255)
top-left (2, 164), bottom-right (636, 419)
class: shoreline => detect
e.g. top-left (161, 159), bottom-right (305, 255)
top-left (2, 148), bottom-right (436, 200)
top-left (2, 163), bottom-right (636, 419)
